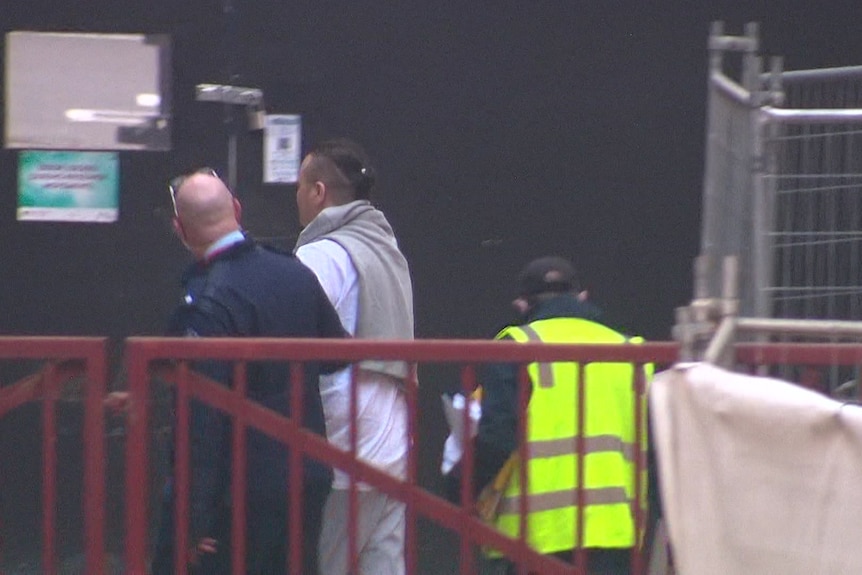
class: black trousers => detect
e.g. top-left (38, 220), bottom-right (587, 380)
top-left (151, 480), bottom-right (331, 575)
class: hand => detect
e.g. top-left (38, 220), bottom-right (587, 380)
top-left (103, 391), bottom-right (130, 414)
top-left (188, 537), bottom-right (218, 566)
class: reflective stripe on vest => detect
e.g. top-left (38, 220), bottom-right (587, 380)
top-left (518, 324), bottom-right (554, 388)
top-left (491, 316), bottom-right (651, 555)
top-left (528, 434), bottom-right (636, 461)
top-left (499, 486), bottom-right (630, 514)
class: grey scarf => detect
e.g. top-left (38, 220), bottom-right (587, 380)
top-left (296, 200), bottom-right (414, 380)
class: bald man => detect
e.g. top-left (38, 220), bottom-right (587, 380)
top-left (152, 171), bottom-right (347, 575)
top-left (170, 171), bottom-right (244, 259)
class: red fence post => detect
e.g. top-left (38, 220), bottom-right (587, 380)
top-left (83, 342), bottom-right (107, 575)
top-left (515, 364), bottom-right (531, 575)
top-left (288, 362), bottom-right (304, 575)
top-left (574, 362), bottom-right (586, 574)
top-left (458, 365), bottom-right (477, 575)
top-left (124, 344), bottom-right (151, 574)
top-left (405, 363), bottom-right (420, 575)
top-left (631, 364), bottom-right (645, 575)
top-left (174, 363), bottom-right (190, 575)
top-left (41, 364), bottom-right (57, 575)
top-left (230, 363), bottom-right (248, 575)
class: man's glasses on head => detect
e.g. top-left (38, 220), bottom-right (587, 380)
top-left (168, 167), bottom-right (219, 216)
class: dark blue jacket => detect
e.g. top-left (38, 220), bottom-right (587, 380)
top-left (166, 237), bottom-right (347, 541)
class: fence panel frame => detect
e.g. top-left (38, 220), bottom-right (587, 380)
top-left (700, 21), bottom-right (862, 323)
top-left (0, 336), bottom-right (107, 575)
top-left (122, 336), bottom-right (679, 575)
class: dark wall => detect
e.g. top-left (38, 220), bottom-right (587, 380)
top-left (2, 2), bottom-right (862, 343)
top-left (2, 1), bottom-right (862, 571)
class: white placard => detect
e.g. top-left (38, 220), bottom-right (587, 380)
top-left (263, 114), bottom-right (301, 183)
top-left (5, 31), bottom-right (171, 151)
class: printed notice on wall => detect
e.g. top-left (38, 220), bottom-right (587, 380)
top-left (17, 150), bottom-right (119, 222)
top-left (263, 114), bottom-right (301, 184)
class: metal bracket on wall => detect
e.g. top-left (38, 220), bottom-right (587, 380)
top-left (194, 83), bottom-right (266, 193)
top-left (196, 84), bottom-right (263, 106)
top-left (195, 83), bottom-right (266, 131)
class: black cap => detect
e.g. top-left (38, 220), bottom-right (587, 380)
top-left (517, 256), bottom-right (578, 297)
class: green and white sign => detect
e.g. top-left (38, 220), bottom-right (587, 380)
top-left (18, 151), bottom-right (119, 222)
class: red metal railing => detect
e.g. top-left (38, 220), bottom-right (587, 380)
top-left (0, 337), bottom-right (107, 575)
top-left (123, 337), bottom-right (680, 575)
top-left (737, 342), bottom-right (862, 367)
top-left (7, 336), bottom-right (860, 574)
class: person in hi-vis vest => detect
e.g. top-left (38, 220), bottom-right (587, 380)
top-left (474, 256), bottom-right (653, 575)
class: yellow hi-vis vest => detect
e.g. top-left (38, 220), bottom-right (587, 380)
top-left (492, 317), bottom-right (651, 555)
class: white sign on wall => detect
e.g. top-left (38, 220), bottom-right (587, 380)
top-left (5, 31), bottom-right (171, 151)
top-left (263, 114), bottom-right (301, 184)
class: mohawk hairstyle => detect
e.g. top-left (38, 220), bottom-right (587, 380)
top-left (307, 137), bottom-right (376, 201)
